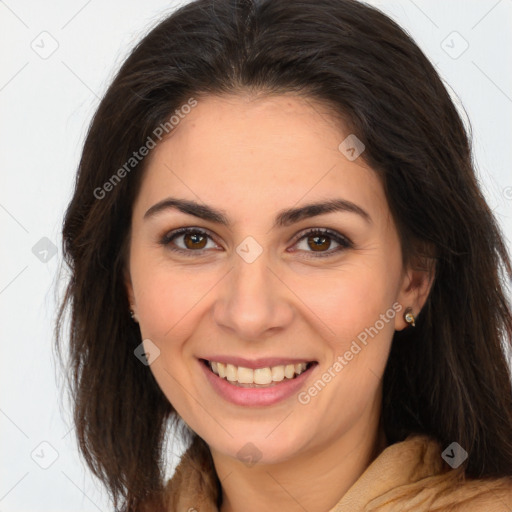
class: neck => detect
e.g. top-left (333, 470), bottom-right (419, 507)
top-left (212, 394), bottom-right (387, 512)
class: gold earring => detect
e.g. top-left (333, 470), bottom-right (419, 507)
top-left (404, 307), bottom-right (416, 327)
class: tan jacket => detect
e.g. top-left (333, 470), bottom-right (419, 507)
top-left (159, 434), bottom-right (512, 511)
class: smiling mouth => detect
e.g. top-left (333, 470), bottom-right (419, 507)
top-left (201, 359), bottom-right (317, 388)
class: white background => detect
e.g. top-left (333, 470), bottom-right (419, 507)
top-left (1, 0), bottom-right (511, 510)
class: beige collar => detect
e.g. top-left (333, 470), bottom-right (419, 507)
top-left (162, 434), bottom-right (512, 512)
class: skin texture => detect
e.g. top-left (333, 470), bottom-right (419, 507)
top-left (125, 93), bottom-right (433, 512)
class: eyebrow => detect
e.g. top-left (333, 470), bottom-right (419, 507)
top-left (143, 196), bottom-right (372, 227)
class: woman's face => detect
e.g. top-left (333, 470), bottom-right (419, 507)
top-left (126, 93), bottom-right (422, 465)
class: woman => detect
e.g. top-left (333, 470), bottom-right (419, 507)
top-left (55, 0), bottom-right (512, 510)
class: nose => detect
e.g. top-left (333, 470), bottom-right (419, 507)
top-left (212, 251), bottom-right (294, 341)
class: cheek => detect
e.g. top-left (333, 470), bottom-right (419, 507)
top-left (288, 256), bottom-right (400, 415)
top-left (130, 259), bottom-right (208, 416)
top-left (131, 251), bottom-right (217, 341)
top-left (295, 269), bottom-right (397, 434)
top-left (291, 260), bottom-right (399, 346)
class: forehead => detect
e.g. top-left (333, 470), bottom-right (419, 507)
top-left (134, 93), bottom-right (388, 225)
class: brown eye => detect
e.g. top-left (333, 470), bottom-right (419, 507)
top-left (160, 227), bottom-right (352, 258)
top-left (160, 228), bottom-right (218, 254)
top-left (183, 231), bottom-right (208, 250)
top-left (293, 228), bottom-right (352, 258)
top-left (307, 233), bottom-right (332, 252)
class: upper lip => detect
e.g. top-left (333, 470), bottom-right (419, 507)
top-left (200, 356), bottom-right (316, 369)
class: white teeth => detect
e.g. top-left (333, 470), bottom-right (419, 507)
top-left (254, 367), bottom-right (272, 385)
top-left (226, 363), bottom-right (237, 382)
top-left (237, 366), bottom-right (254, 384)
top-left (271, 365), bottom-right (285, 381)
top-left (207, 360), bottom-right (311, 385)
top-left (284, 364), bottom-right (295, 379)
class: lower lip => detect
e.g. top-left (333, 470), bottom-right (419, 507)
top-left (199, 359), bottom-right (317, 407)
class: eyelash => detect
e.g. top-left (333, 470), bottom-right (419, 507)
top-left (159, 227), bottom-right (353, 259)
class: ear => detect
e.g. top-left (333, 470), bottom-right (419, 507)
top-left (394, 255), bottom-right (435, 331)
top-left (124, 266), bottom-right (138, 321)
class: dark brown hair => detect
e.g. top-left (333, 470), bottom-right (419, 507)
top-left (55, 0), bottom-right (512, 510)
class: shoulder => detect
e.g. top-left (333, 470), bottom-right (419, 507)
top-left (443, 475), bottom-right (512, 512)
top-left (384, 435), bottom-right (512, 512)
top-left (333, 434), bottom-right (512, 512)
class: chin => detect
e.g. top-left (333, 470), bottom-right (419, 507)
top-left (205, 425), bottom-right (313, 467)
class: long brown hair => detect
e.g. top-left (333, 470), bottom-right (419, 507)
top-left (55, 0), bottom-right (512, 510)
